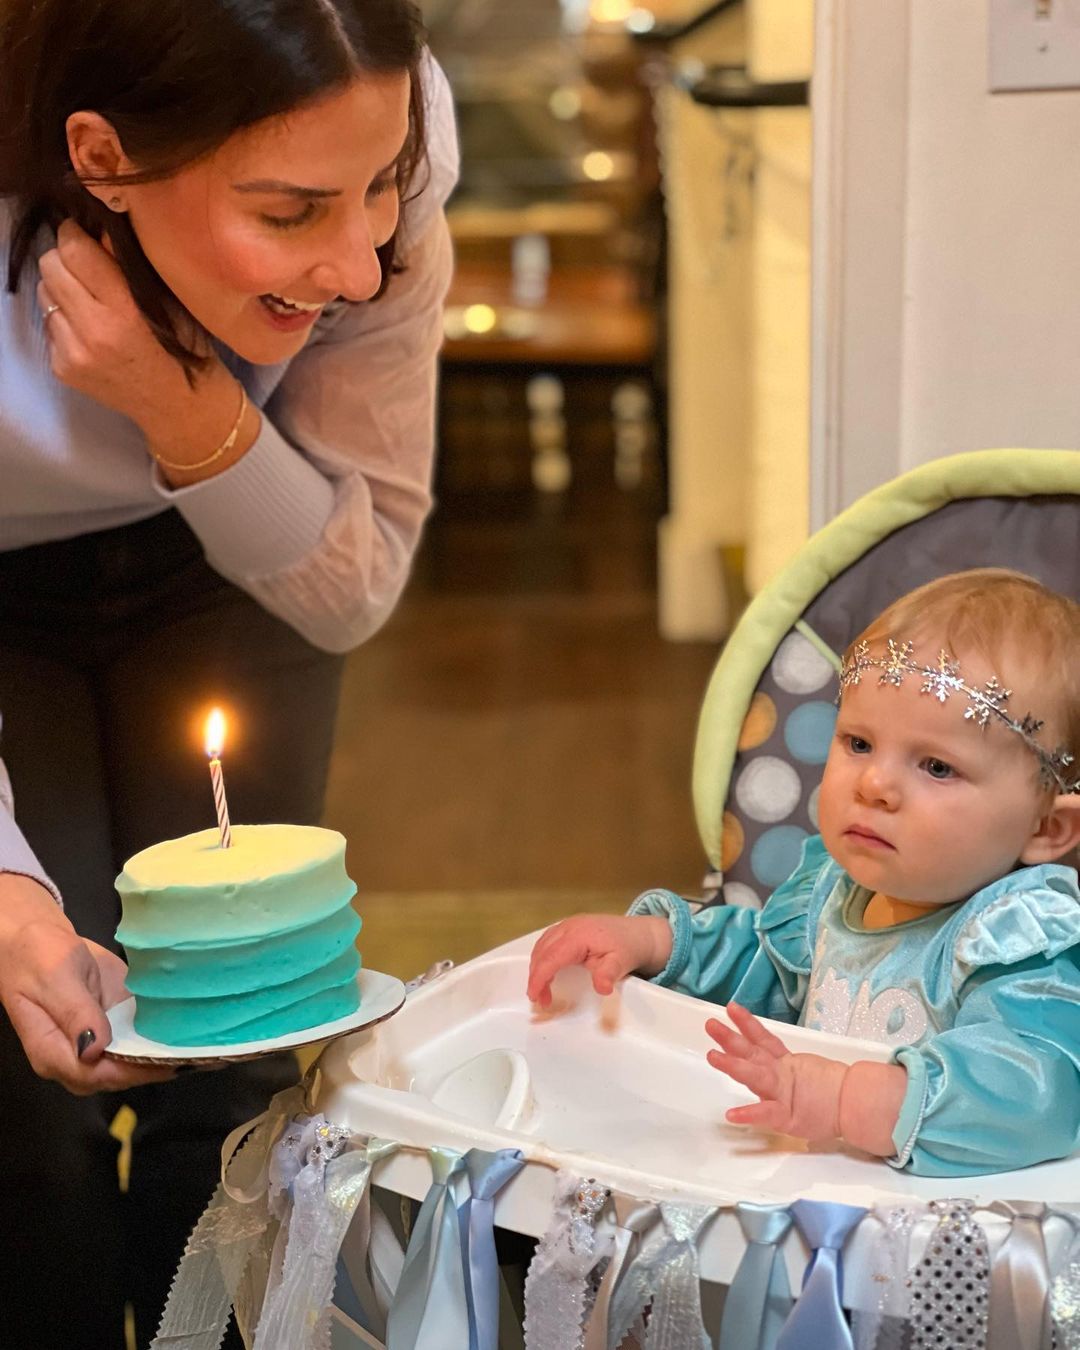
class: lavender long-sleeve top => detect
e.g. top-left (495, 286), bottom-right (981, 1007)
top-left (0, 55), bottom-right (459, 901)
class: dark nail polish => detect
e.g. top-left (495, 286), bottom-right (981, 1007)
top-left (76, 1028), bottom-right (96, 1059)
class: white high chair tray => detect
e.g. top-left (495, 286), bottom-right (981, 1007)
top-left (315, 932), bottom-right (1079, 1286)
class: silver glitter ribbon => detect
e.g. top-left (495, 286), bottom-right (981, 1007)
top-left (150, 1083), bottom-right (308, 1350)
top-left (849, 1205), bottom-right (919, 1350)
top-left (522, 1171), bottom-right (612, 1350)
top-left (605, 1202), bottom-right (717, 1350)
top-left (253, 1120), bottom-right (396, 1350)
top-left (582, 1196), bottom-right (660, 1350)
top-left (986, 1201), bottom-right (1053, 1350)
top-left (1051, 1205), bottom-right (1080, 1350)
top-left (906, 1199), bottom-right (990, 1350)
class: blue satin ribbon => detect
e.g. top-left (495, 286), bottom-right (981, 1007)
top-left (717, 1203), bottom-right (794, 1350)
top-left (461, 1148), bottom-right (526, 1350)
top-left (386, 1146), bottom-right (470, 1350)
top-left (775, 1199), bottom-right (866, 1350)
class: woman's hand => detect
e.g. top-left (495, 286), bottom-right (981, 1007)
top-left (0, 875), bottom-right (173, 1094)
top-left (36, 220), bottom-right (255, 481)
top-left (37, 219), bottom-right (200, 430)
top-left (527, 913), bottom-right (673, 1008)
top-left (706, 1003), bottom-right (906, 1155)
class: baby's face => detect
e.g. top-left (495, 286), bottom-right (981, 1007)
top-left (817, 642), bottom-right (1049, 905)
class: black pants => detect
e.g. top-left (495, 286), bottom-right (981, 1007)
top-left (0, 511), bottom-right (345, 1350)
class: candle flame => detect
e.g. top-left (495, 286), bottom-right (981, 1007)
top-left (205, 708), bottom-right (226, 759)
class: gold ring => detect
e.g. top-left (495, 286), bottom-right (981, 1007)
top-left (42, 303), bottom-right (61, 321)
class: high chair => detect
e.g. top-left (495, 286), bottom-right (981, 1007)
top-left (156, 449), bottom-right (1080, 1350)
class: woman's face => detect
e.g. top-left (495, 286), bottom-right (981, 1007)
top-left (121, 72), bottom-right (411, 364)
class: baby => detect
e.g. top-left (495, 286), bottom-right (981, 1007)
top-left (528, 569), bottom-right (1080, 1176)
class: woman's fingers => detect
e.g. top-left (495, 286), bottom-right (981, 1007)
top-left (7, 990), bottom-right (171, 1094)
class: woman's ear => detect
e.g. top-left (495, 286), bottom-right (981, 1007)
top-left (65, 111), bottom-right (134, 211)
top-left (1019, 793), bottom-right (1080, 865)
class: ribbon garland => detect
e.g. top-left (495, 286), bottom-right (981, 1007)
top-left (582, 1195), bottom-right (660, 1350)
top-left (386, 1147), bottom-right (471, 1350)
top-left (151, 1094), bottom-right (1076, 1350)
top-left (986, 1201), bottom-right (1053, 1350)
top-left (461, 1149), bottom-right (527, 1350)
top-left (1051, 1205), bottom-right (1080, 1350)
top-left (906, 1199), bottom-right (990, 1350)
top-left (522, 1171), bottom-right (612, 1350)
top-left (334, 1162), bottom-right (407, 1340)
top-left (775, 1199), bottom-right (867, 1350)
top-left (253, 1116), bottom-right (370, 1350)
top-left (602, 1200), bottom-right (717, 1350)
top-left (641, 1203), bottom-right (718, 1350)
top-left (717, 1202), bottom-right (795, 1350)
top-left (150, 1083), bottom-right (309, 1350)
top-left (850, 1205), bottom-right (917, 1350)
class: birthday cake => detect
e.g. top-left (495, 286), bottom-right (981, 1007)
top-left (115, 824), bottom-right (361, 1047)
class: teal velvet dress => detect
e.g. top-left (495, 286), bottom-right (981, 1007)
top-left (629, 836), bottom-right (1080, 1177)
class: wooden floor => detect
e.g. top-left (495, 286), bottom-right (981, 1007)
top-left (323, 390), bottom-right (724, 981)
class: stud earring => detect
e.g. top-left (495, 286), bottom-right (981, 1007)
top-left (109, 196), bottom-right (124, 211)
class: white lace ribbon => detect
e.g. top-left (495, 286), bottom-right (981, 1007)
top-left (582, 1196), bottom-right (660, 1350)
top-left (523, 1172), bottom-right (613, 1350)
top-left (150, 1083), bottom-right (308, 1350)
top-left (850, 1204), bottom-right (919, 1350)
top-left (606, 1202), bottom-right (717, 1350)
top-left (253, 1117), bottom-right (394, 1350)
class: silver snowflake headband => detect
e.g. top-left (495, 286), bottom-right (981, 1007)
top-left (839, 638), bottom-right (1079, 794)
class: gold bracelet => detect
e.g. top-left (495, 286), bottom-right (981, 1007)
top-left (152, 385), bottom-right (248, 472)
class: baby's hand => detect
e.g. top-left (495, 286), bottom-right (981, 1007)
top-left (527, 914), bottom-right (672, 1008)
top-left (705, 1003), bottom-right (848, 1144)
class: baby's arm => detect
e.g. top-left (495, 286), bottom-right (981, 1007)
top-left (707, 1004), bottom-right (908, 1155)
top-left (527, 914), bottom-right (673, 1007)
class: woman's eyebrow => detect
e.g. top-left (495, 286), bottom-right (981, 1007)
top-left (232, 149), bottom-right (405, 199)
top-left (232, 180), bottom-right (342, 198)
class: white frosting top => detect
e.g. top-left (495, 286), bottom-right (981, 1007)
top-left (115, 824), bottom-right (356, 945)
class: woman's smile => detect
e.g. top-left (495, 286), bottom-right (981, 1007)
top-left (256, 292), bottom-right (328, 331)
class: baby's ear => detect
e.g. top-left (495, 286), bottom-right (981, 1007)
top-left (1019, 793), bottom-right (1080, 865)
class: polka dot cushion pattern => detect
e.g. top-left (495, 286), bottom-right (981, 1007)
top-left (719, 630), bottom-right (837, 909)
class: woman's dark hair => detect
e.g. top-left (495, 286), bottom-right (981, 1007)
top-left (0, 0), bottom-right (429, 372)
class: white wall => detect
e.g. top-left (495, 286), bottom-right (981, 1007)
top-left (658, 0), bottom-right (814, 633)
top-left (812, 0), bottom-right (1080, 526)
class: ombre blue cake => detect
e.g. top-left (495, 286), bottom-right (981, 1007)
top-left (115, 825), bottom-right (361, 1046)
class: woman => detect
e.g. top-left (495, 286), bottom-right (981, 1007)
top-left (0, 0), bottom-right (457, 1344)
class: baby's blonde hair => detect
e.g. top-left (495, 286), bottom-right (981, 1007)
top-left (847, 569), bottom-right (1080, 776)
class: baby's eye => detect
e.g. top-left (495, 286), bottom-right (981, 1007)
top-left (922, 757), bottom-right (955, 780)
top-left (846, 735), bottom-right (872, 754)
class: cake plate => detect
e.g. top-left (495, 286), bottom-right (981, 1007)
top-left (104, 967), bottom-right (406, 1067)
